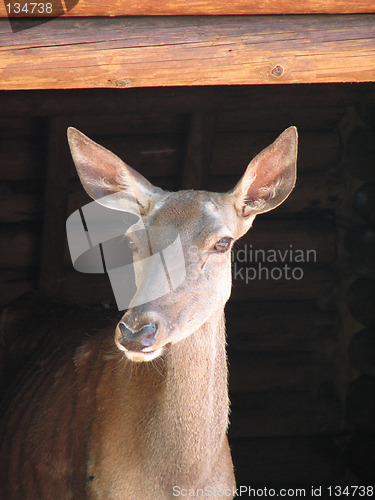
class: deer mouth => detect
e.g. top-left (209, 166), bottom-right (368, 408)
top-left (116, 339), bottom-right (172, 363)
top-left (115, 332), bottom-right (170, 363)
top-left (121, 347), bottom-right (165, 363)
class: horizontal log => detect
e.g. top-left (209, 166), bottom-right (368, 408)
top-left (231, 264), bottom-right (339, 301)
top-left (210, 131), bottom-right (340, 175)
top-left (1, 0), bottom-right (375, 17)
top-left (0, 183), bottom-right (43, 223)
top-left (0, 117), bottom-right (44, 138)
top-left (65, 95), bottom-right (354, 134)
top-left (0, 226), bottom-right (40, 267)
top-left (217, 106), bottom-right (352, 133)
top-left (0, 138), bottom-right (46, 180)
top-left (1, 16), bottom-right (374, 89)
top-left (68, 133), bottom-right (186, 179)
top-left (0, 269), bottom-right (36, 306)
top-left (229, 352), bottom-right (335, 392)
top-left (229, 389), bottom-right (343, 438)
top-left (0, 85), bottom-right (373, 117)
top-left (230, 436), bottom-right (348, 486)
top-left (65, 113), bottom-right (189, 137)
top-left (225, 300), bottom-right (340, 352)
top-left (234, 218), bottom-right (336, 263)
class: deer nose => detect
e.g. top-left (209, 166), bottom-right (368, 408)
top-left (118, 321), bottom-right (159, 351)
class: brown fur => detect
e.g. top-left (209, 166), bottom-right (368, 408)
top-left (0, 303), bottom-right (233, 499)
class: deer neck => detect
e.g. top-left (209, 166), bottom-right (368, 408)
top-left (147, 310), bottom-right (229, 484)
top-left (88, 310), bottom-right (229, 493)
top-left (160, 309), bottom-right (229, 428)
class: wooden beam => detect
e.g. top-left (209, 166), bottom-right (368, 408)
top-left (1, 0), bottom-right (375, 17)
top-left (0, 85), bottom-right (373, 118)
top-left (181, 112), bottom-right (217, 190)
top-left (0, 15), bottom-right (374, 89)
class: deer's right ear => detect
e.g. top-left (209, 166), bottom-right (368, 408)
top-left (67, 127), bottom-right (162, 215)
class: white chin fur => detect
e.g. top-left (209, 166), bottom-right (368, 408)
top-left (116, 341), bottom-right (164, 362)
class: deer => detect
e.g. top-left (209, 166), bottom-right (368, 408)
top-left (0, 126), bottom-right (297, 499)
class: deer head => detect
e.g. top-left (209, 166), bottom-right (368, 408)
top-left (68, 126), bottom-right (297, 362)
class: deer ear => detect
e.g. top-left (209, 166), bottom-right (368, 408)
top-left (231, 126), bottom-right (297, 220)
top-left (67, 127), bottom-right (162, 214)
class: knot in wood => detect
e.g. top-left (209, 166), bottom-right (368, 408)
top-left (272, 65), bottom-right (284, 77)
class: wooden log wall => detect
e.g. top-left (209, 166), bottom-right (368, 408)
top-left (1, 83), bottom-right (374, 486)
top-left (336, 107), bottom-right (375, 485)
top-left (1, 15), bottom-right (375, 88)
top-left (1, 0), bottom-right (375, 17)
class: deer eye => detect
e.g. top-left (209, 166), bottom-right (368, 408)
top-left (125, 236), bottom-right (137, 252)
top-left (213, 237), bottom-right (233, 253)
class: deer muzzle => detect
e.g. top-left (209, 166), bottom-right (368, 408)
top-left (118, 321), bottom-right (159, 353)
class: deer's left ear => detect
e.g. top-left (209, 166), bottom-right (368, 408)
top-left (231, 126), bottom-right (298, 221)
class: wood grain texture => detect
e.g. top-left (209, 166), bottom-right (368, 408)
top-left (1, 0), bottom-right (375, 17)
top-left (0, 15), bottom-right (374, 89)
